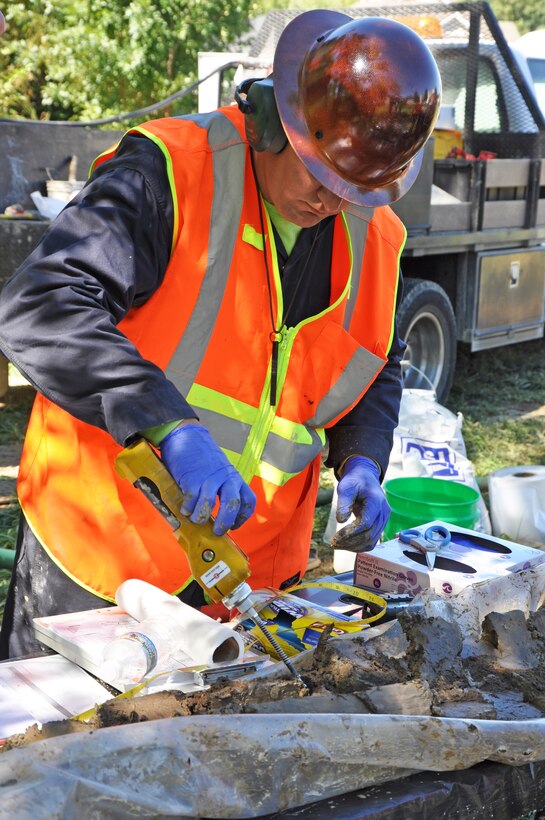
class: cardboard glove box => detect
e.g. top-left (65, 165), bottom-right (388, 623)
top-left (354, 520), bottom-right (545, 597)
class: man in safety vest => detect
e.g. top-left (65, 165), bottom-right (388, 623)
top-left (0, 10), bottom-right (441, 657)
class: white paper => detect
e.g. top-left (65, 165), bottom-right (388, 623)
top-left (29, 190), bottom-right (66, 219)
top-left (0, 654), bottom-right (111, 739)
top-left (33, 607), bottom-right (203, 690)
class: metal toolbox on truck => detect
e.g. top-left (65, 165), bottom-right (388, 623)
top-left (471, 246), bottom-right (545, 350)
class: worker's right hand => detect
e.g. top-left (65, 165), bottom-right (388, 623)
top-left (160, 423), bottom-right (256, 535)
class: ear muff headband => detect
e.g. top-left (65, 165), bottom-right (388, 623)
top-left (235, 77), bottom-right (287, 154)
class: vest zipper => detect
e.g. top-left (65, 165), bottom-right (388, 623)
top-left (270, 332), bottom-right (281, 406)
top-left (237, 326), bottom-right (295, 481)
top-left (237, 213), bottom-right (357, 483)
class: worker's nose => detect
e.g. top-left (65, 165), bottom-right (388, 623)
top-left (316, 185), bottom-right (345, 214)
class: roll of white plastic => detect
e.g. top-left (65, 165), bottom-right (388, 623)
top-left (488, 465), bottom-right (545, 544)
top-left (115, 579), bottom-right (244, 665)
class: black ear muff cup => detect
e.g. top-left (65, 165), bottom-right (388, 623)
top-left (235, 76), bottom-right (287, 154)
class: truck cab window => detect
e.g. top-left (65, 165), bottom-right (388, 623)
top-left (437, 52), bottom-right (502, 133)
top-left (527, 58), bottom-right (545, 115)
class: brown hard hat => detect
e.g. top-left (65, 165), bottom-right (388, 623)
top-left (273, 10), bottom-right (441, 206)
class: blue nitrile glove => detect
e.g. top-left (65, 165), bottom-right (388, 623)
top-left (332, 456), bottom-right (390, 552)
top-left (160, 424), bottom-right (256, 535)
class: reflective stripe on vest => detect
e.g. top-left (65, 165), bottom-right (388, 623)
top-left (158, 113), bottom-right (247, 394)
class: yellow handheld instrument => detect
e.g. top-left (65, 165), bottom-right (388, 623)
top-left (115, 439), bottom-right (305, 684)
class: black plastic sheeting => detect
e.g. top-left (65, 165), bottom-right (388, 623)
top-left (263, 761), bottom-right (545, 819)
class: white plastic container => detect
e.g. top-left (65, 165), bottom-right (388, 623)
top-left (100, 614), bottom-right (178, 684)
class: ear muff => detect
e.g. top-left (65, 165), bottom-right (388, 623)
top-left (234, 77), bottom-right (287, 154)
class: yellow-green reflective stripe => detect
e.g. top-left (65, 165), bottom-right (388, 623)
top-left (187, 383), bottom-right (257, 425)
top-left (131, 125), bottom-right (179, 257)
top-left (242, 224), bottom-right (265, 250)
top-left (187, 387), bottom-right (315, 484)
top-left (269, 414), bottom-right (324, 445)
top-left (188, 383), bottom-right (324, 449)
top-left (236, 206), bottom-right (283, 479)
top-left (255, 460), bottom-right (296, 486)
top-left (89, 143), bottom-right (119, 176)
top-left (266, 203), bottom-right (284, 327)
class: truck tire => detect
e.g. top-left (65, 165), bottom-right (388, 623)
top-left (397, 278), bottom-right (457, 404)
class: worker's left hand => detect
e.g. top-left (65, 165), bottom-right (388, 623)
top-left (331, 456), bottom-right (390, 552)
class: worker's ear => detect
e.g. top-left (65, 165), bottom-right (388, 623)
top-left (235, 76), bottom-right (287, 154)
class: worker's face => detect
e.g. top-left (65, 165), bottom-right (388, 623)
top-left (253, 144), bottom-right (347, 228)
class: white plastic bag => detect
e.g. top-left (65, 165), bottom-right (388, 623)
top-left (30, 190), bottom-right (66, 220)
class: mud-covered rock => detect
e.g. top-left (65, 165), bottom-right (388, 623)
top-left (398, 606), bottom-right (464, 681)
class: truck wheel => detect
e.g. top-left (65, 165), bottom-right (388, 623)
top-left (397, 278), bottom-right (457, 404)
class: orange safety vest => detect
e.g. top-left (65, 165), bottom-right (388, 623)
top-left (18, 107), bottom-right (406, 602)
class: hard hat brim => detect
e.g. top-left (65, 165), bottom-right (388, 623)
top-left (273, 9), bottom-right (424, 207)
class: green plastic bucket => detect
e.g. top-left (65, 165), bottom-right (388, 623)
top-left (383, 476), bottom-right (480, 540)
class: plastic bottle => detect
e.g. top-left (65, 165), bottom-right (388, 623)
top-left (100, 613), bottom-right (179, 685)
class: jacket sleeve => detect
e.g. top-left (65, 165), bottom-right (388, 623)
top-left (325, 274), bottom-right (406, 479)
top-left (0, 135), bottom-right (196, 446)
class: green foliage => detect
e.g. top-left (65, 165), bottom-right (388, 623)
top-left (0, 505), bottom-right (19, 551)
top-left (5, 0), bottom-right (537, 124)
top-left (254, 0), bottom-right (353, 9)
top-left (0, 386), bottom-right (34, 446)
top-left (0, 570), bottom-right (12, 621)
top-left (489, 0), bottom-right (545, 35)
top-left (0, 0), bottom-right (253, 122)
top-left (0, 506), bottom-right (18, 619)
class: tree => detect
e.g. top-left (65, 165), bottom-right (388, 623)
top-left (0, 0), bottom-right (254, 122)
top-left (488, 0), bottom-right (545, 35)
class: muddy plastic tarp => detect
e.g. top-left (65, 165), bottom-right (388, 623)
top-left (266, 759), bottom-right (545, 819)
top-left (2, 713), bottom-right (545, 818)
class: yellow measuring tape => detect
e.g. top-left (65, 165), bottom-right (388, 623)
top-left (291, 581), bottom-right (388, 624)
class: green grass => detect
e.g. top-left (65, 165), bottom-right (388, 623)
top-left (0, 393), bottom-right (33, 445)
top-left (0, 378), bottom-right (33, 619)
top-left (446, 340), bottom-right (545, 478)
top-left (0, 504), bottom-right (19, 550)
top-left (0, 506), bottom-right (19, 618)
